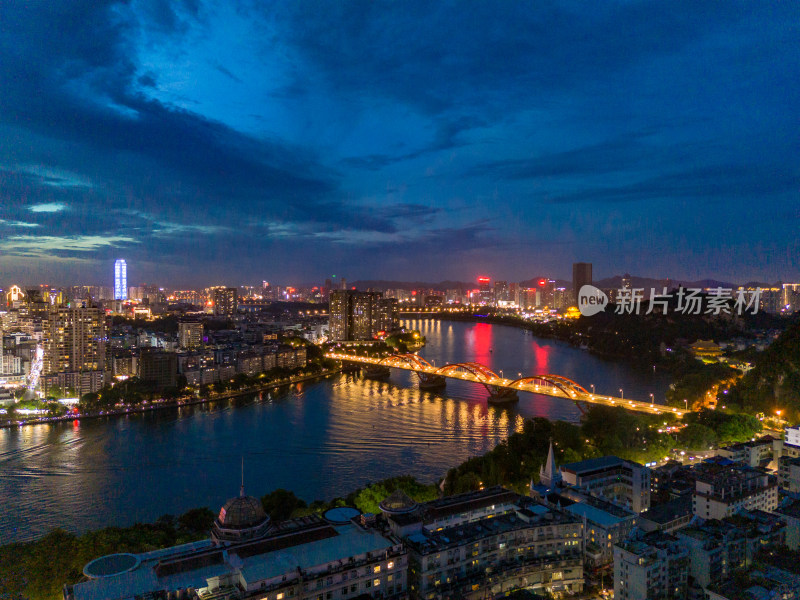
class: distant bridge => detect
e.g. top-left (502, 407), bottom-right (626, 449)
top-left (326, 352), bottom-right (685, 417)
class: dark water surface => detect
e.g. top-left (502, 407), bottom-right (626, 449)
top-left (0, 319), bottom-right (670, 543)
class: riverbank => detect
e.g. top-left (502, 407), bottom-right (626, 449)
top-left (402, 310), bottom-right (641, 362)
top-left (0, 368), bottom-right (344, 430)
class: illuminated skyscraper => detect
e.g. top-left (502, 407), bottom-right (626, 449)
top-left (114, 259), bottom-right (127, 300)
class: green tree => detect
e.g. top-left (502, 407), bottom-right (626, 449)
top-left (261, 489), bottom-right (308, 521)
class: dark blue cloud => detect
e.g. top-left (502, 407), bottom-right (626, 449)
top-left (0, 0), bottom-right (797, 286)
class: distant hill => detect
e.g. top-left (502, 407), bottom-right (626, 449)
top-left (349, 275), bottom-right (778, 292)
top-left (594, 276), bottom-right (740, 291)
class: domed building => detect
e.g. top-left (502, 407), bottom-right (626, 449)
top-left (211, 485), bottom-right (271, 544)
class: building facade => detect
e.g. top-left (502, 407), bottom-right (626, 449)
top-left (212, 287), bottom-right (238, 317)
top-left (692, 462), bottom-right (778, 520)
top-left (178, 321), bottom-right (204, 349)
top-left (329, 290), bottom-right (396, 341)
top-left (613, 531), bottom-right (689, 600)
top-left (560, 456), bottom-right (651, 514)
top-left (572, 263), bottom-right (592, 304)
top-left (384, 487), bottom-right (584, 600)
top-left (43, 304), bottom-right (107, 394)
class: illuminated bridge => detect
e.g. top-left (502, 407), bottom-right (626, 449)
top-left (326, 352), bottom-right (685, 417)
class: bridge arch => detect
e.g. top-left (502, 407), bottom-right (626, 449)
top-left (378, 353), bottom-right (433, 370)
top-left (434, 362), bottom-right (502, 393)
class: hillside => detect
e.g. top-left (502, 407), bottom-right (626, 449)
top-left (728, 321), bottom-right (800, 418)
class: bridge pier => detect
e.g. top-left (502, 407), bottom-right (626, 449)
top-left (487, 386), bottom-right (518, 404)
top-left (363, 365), bottom-right (391, 379)
top-left (418, 374), bottom-right (447, 390)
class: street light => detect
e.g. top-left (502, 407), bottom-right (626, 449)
top-left (619, 388), bottom-right (624, 400)
top-left (684, 398), bottom-right (688, 410)
top-left (591, 384), bottom-right (595, 395)
top-left (649, 393), bottom-right (654, 404)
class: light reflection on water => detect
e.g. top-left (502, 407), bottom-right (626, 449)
top-left (0, 319), bottom-right (669, 543)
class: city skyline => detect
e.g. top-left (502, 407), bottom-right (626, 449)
top-left (1, 2), bottom-right (798, 286)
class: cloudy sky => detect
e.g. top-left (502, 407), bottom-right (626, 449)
top-left (1, 1), bottom-right (797, 287)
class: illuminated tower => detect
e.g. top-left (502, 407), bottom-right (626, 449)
top-left (114, 259), bottom-right (127, 300)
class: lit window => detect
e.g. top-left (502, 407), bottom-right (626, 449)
top-left (387, 561), bottom-right (394, 569)
top-left (277, 595), bottom-right (284, 600)
top-left (374, 565), bottom-right (380, 573)
top-left (373, 579), bottom-right (380, 587)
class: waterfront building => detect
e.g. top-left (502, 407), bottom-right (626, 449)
top-left (43, 304), bottom-right (107, 395)
top-left (692, 460), bottom-right (778, 519)
top-left (138, 349), bottom-right (178, 390)
top-left (478, 277), bottom-right (493, 306)
top-left (178, 321), bottom-right (204, 349)
top-left (381, 487), bottom-right (584, 599)
top-left (212, 287), bottom-right (238, 317)
top-left (613, 530), bottom-right (689, 600)
top-left (329, 290), bottom-right (395, 341)
top-left (114, 259), bottom-right (127, 300)
top-left (572, 263), bottom-right (592, 303)
top-left (494, 280), bottom-right (509, 305)
top-left (65, 489), bottom-right (407, 600)
top-left (559, 455), bottom-right (651, 514)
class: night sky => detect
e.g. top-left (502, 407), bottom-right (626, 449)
top-left (1, 1), bottom-right (798, 287)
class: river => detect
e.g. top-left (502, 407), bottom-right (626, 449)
top-left (0, 319), bottom-right (670, 544)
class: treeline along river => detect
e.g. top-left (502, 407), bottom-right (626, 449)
top-left (0, 319), bottom-right (670, 544)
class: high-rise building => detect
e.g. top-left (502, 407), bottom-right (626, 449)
top-left (572, 262), bottom-right (592, 303)
top-left (138, 349), bottom-right (178, 390)
top-left (42, 304), bottom-right (106, 394)
top-left (329, 290), bottom-right (395, 341)
top-left (478, 276), bottom-right (493, 305)
top-left (114, 259), bottom-right (127, 300)
top-left (212, 287), bottom-right (238, 317)
top-left (178, 321), bottom-right (204, 349)
top-left (782, 283), bottom-right (800, 311)
top-left (494, 280), bottom-right (509, 305)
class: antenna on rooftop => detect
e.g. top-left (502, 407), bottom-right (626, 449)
top-left (240, 456), bottom-right (245, 497)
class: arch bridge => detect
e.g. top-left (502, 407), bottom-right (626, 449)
top-left (326, 351), bottom-right (684, 416)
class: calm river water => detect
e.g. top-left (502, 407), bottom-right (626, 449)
top-left (0, 319), bottom-right (670, 543)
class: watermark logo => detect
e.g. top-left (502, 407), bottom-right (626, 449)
top-left (578, 285), bottom-right (608, 316)
top-left (576, 286), bottom-right (762, 317)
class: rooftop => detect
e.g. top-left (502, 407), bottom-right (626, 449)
top-left (404, 505), bottom-right (579, 556)
top-left (564, 499), bottom-right (633, 528)
top-left (775, 499), bottom-right (800, 519)
top-left (639, 497), bottom-right (692, 525)
top-left (67, 516), bottom-right (397, 600)
top-left (560, 455), bottom-right (634, 475)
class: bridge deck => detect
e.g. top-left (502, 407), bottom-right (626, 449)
top-left (326, 352), bottom-right (685, 417)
